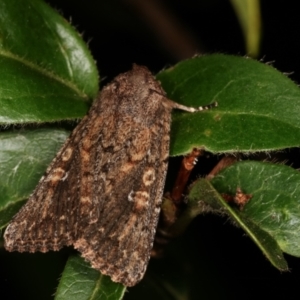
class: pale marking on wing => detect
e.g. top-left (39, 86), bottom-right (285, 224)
top-left (48, 168), bottom-right (66, 182)
top-left (61, 147), bottom-right (73, 161)
top-left (142, 168), bottom-right (156, 186)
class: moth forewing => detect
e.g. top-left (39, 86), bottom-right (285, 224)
top-left (4, 64), bottom-right (215, 286)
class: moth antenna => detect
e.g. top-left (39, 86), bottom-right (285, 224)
top-left (197, 101), bottom-right (218, 111)
top-left (172, 101), bottom-right (218, 112)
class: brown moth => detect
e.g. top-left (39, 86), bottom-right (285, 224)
top-left (4, 65), bottom-right (216, 287)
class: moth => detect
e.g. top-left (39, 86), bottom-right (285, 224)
top-left (4, 65), bottom-right (216, 287)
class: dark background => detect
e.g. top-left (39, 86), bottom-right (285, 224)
top-left (47, 0), bottom-right (300, 84)
top-left (2, 1), bottom-right (300, 299)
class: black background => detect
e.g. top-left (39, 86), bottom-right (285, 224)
top-left (47, 0), bottom-right (300, 85)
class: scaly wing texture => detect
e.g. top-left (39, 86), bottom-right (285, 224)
top-left (4, 65), bottom-right (174, 287)
top-left (4, 118), bottom-right (89, 252)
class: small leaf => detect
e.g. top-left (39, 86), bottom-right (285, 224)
top-left (188, 178), bottom-right (288, 271)
top-left (157, 54), bottom-right (300, 155)
top-left (0, 128), bottom-right (70, 228)
top-left (0, 0), bottom-right (98, 124)
top-left (211, 161), bottom-right (300, 257)
top-left (55, 255), bottom-right (126, 300)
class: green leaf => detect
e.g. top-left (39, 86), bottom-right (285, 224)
top-left (211, 161), bottom-right (300, 257)
top-left (55, 255), bottom-right (126, 300)
top-left (0, 0), bottom-right (98, 124)
top-left (230, 0), bottom-right (262, 57)
top-left (157, 54), bottom-right (300, 155)
top-left (188, 178), bottom-right (288, 271)
top-left (0, 128), bottom-right (70, 228)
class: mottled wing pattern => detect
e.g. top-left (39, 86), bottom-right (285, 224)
top-left (3, 122), bottom-right (85, 252)
top-left (73, 66), bottom-right (173, 286)
top-left (4, 65), bottom-right (174, 287)
top-left (74, 102), bottom-right (171, 286)
top-left (4, 107), bottom-right (105, 251)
